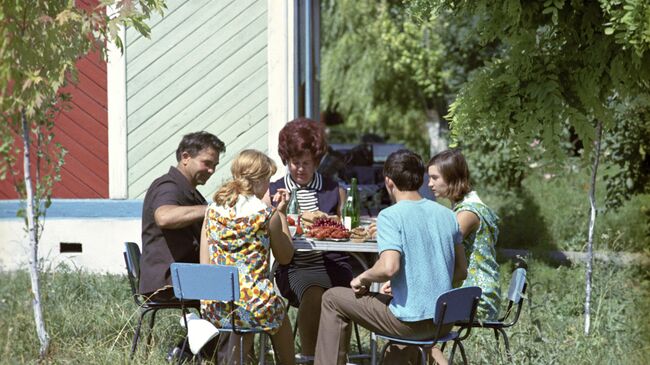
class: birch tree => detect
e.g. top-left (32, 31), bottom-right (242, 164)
top-left (0, 0), bottom-right (167, 358)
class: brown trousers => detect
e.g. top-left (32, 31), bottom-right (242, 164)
top-left (314, 287), bottom-right (450, 365)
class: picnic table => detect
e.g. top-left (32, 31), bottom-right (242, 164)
top-left (291, 236), bottom-right (380, 365)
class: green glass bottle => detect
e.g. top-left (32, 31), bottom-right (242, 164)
top-left (343, 190), bottom-right (354, 230)
top-left (351, 177), bottom-right (361, 222)
top-left (343, 178), bottom-right (360, 230)
top-left (287, 188), bottom-right (301, 236)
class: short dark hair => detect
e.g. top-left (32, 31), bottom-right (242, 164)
top-left (176, 131), bottom-right (225, 161)
top-left (383, 149), bottom-right (424, 191)
top-left (427, 149), bottom-right (471, 201)
top-left (277, 118), bottom-right (328, 165)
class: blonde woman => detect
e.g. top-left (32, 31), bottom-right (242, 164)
top-left (200, 149), bottom-right (295, 365)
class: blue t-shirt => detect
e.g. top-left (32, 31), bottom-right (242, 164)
top-left (377, 199), bottom-right (461, 322)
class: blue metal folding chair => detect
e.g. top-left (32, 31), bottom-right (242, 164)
top-left (376, 286), bottom-right (482, 365)
top-left (123, 242), bottom-right (199, 358)
top-left (470, 267), bottom-right (528, 362)
top-left (170, 263), bottom-right (269, 365)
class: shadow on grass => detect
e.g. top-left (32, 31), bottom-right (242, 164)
top-left (490, 188), bottom-right (556, 254)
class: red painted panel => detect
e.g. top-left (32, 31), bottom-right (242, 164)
top-left (0, 5), bottom-right (109, 199)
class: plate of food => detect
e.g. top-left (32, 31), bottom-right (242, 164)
top-left (349, 223), bottom-right (377, 242)
top-left (305, 217), bottom-right (351, 241)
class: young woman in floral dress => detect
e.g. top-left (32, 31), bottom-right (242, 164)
top-left (200, 149), bottom-right (295, 365)
top-left (427, 149), bottom-right (502, 321)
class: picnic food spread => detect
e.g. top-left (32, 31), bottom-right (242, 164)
top-left (300, 210), bottom-right (330, 229)
top-left (305, 217), bottom-right (351, 240)
top-left (349, 223), bottom-right (377, 242)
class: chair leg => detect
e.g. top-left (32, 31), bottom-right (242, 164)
top-left (293, 309), bottom-right (299, 340)
top-left (354, 322), bottom-right (363, 354)
top-left (457, 341), bottom-right (468, 365)
top-left (178, 337), bottom-right (189, 365)
top-left (259, 333), bottom-right (266, 365)
top-left (417, 346), bottom-right (427, 365)
top-left (240, 334), bottom-right (245, 365)
top-left (146, 308), bottom-right (158, 349)
top-left (498, 328), bottom-right (512, 362)
top-left (449, 341), bottom-right (457, 365)
top-left (130, 309), bottom-right (147, 357)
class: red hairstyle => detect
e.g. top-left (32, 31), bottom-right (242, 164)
top-left (277, 118), bottom-right (328, 165)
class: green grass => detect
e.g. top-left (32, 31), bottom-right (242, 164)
top-left (1, 260), bottom-right (648, 364)
top-left (480, 166), bottom-right (650, 253)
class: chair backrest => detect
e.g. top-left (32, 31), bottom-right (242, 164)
top-left (434, 286), bottom-right (482, 325)
top-left (507, 268), bottom-right (527, 304)
top-left (123, 242), bottom-right (141, 295)
top-left (170, 263), bottom-right (239, 302)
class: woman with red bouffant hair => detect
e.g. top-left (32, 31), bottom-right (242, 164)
top-left (263, 117), bottom-right (352, 359)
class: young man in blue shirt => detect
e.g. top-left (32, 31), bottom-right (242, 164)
top-left (314, 150), bottom-right (468, 365)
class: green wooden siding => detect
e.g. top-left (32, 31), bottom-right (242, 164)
top-left (126, 0), bottom-right (268, 199)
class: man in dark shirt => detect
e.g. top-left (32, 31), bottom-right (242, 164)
top-left (139, 131), bottom-right (225, 300)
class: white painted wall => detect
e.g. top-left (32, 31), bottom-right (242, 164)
top-left (0, 219), bottom-right (141, 274)
top-left (267, 0), bottom-right (295, 181)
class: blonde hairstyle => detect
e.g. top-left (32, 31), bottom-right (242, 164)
top-left (213, 149), bottom-right (277, 207)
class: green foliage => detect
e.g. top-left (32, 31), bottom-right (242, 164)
top-left (320, 0), bottom-right (495, 156)
top-left (321, 0), bottom-right (438, 155)
top-left (601, 0), bottom-right (650, 56)
top-left (429, 0), bottom-right (650, 165)
top-left (1, 261), bottom-right (648, 364)
top-left (602, 98), bottom-right (650, 209)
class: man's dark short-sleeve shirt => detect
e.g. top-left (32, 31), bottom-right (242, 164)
top-left (139, 166), bottom-right (207, 294)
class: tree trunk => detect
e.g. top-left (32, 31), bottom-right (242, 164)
top-left (425, 109), bottom-right (447, 156)
top-left (22, 110), bottom-right (50, 358)
top-left (584, 120), bottom-right (603, 336)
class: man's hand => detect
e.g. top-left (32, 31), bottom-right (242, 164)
top-left (350, 276), bottom-right (369, 295)
top-left (380, 281), bottom-right (392, 295)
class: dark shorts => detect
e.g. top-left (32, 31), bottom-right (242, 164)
top-left (274, 251), bottom-right (353, 307)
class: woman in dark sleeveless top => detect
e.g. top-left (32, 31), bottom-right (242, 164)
top-left (263, 118), bottom-right (353, 357)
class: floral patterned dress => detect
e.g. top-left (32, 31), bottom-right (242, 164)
top-left (454, 191), bottom-right (502, 320)
top-left (201, 195), bottom-right (287, 334)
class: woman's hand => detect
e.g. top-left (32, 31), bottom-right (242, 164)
top-left (273, 188), bottom-right (290, 213)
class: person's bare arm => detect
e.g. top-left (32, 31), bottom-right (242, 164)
top-left (268, 189), bottom-right (293, 264)
top-left (154, 205), bottom-right (206, 229)
top-left (351, 250), bottom-right (401, 295)
top-left (269, 210), bottom-right (295, 265)
top-left (456, 210), bottom-right (480, 239)
top-left (200, 217), bottom-right (209, 264)
top-left (453, 243), bottom-right (468, 286)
